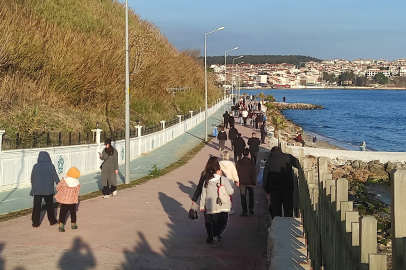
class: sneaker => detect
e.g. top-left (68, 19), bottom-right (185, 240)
top-left (71, 223), bottom-right (78, 230)
top-left (112, 190), bottom-right (117, 196)
top-left (241, 212), bottom-right (248, 217)
top-left (206, 236), bottom-right (213, 243)
top-left (213, 236), bottom-right (221, 247)
top-left (229, 209), bottom-right (235, 215)
top-left (249, 209), bottom-right (254, 215)
top-left (103, 195), bottom-right (110, 199)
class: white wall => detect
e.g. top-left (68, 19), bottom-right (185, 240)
top-left (0, 98), bottom-right (229, 191)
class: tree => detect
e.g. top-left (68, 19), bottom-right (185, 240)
top-left (375, 73), bottom-right (389, 84)
top-left (339, 71), bottom-right (355, 85)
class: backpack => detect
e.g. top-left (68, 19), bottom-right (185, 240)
top-left (216, 177), bottom-right (230, 205)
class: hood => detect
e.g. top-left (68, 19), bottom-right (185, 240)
top-left (208, 174), bottom-right (221, 186)
top-left (64, 176), bottom-right (80, 187)
top-left (220, 160), bottom-right (235, 171)
top-left (37, 151), bottom-right (52, 163)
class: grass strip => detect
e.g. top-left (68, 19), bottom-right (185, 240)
top-left (0, 139), bottom-right (209, 223)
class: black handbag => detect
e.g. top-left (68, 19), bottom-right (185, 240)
top-left (188, 208), bottom-right (198, 220)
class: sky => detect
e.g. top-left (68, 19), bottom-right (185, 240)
top-left (127, 0), bottom-right (406, 61)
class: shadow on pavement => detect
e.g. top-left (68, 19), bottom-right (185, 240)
top-left (58, 237), bottom-right (96, 270)
top-left (0, 243), bottom-right (4, 270)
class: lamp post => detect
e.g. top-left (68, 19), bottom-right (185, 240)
top-left (124, 0), bottom-right (130, 184)
top-left (224, 47), bottom-right (238, 114)
top-left (205, 26), bottom-right (225, 141)
top-left (237, 61), bottom-right (244, 102)
top-left (232, 56), bottom-right (243, 104)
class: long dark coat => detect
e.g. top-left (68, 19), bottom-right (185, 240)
top-left (100, 148), bottom-right (118, 186)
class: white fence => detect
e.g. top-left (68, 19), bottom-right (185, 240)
top-left (0, 98), bottom-right (230, 191)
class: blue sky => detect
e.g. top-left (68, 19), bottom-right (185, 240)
top-left (127, 0), bottom-right (406, 61)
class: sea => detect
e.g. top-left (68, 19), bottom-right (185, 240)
top-left (244, 89), bottom-right (406, 152)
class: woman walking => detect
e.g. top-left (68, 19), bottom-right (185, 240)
top-left (200, 158), bottom-right (234, 247)
top-left (30, 151), bottom-right (60, 227)
top-left (99, 139), bottom-right (119, 198)
top-left (219, 151), bottom-right (239, 215)
top-left (191, 157), bottom-right (218, 243)
top-left (55, 167), bottom-right (81, 232)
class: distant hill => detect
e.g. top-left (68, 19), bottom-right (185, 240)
top-left (205, 55), bottom-right (322, 66)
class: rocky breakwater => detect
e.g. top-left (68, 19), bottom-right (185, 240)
top-left (305, 156), bottom-right (402, 265)
top-left (274, 102), bottom-right (324, 110)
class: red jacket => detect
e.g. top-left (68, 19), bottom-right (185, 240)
top-left (55, 178), bottom-right (81, 204)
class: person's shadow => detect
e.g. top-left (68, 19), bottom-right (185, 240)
top-left (0, 243), bottom-right (5, 270)
top-left (58, 237), bottom-right (96, 270)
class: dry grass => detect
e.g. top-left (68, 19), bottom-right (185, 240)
top-left (0, 0), bottom-right (221, 137)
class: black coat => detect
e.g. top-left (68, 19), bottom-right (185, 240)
top-left (248, 137), bottom-right (261, 152)
top-left (192, 173), bottom-right (205, 202)
top-left (236, 157), bottom-right (257, 186)
top-left (256, 114), bottom-right (264, 122)
top-left (217, 131), bottom-right (227, 140)
top-left (260, 124), bottom-right (267, 135)
top-left (228, 127), bottom-right (238, 140)
top-left (233, 137), bottom-right (246, 153)
top-left (223, 112), bottom-right (230, 123)
top-left (229, 116), bottom-right (235, 125)
top-left (263, 150), bottom-right (298, 193)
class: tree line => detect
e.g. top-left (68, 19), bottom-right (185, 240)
top-left (204, 55), bottom-right (322, 66)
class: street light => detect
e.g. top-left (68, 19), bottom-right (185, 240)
top-left (237, 61), bottom-right (244, 102)
top-left (205, 26), bottom-right (225, 141)
top-left (224, 47), bottom-right (238, 114)
top-left (232, 56), bottom-right (243, 104)
top-left (124, 0), bottom-right (130, 184)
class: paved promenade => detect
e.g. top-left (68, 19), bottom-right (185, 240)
top-left (0, 113), bottom-right (271, 269)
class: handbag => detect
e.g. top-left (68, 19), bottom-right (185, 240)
top-left (100, 156), bottom-right (109, 170)
top-left (188, 203), bottom-right (198, 220)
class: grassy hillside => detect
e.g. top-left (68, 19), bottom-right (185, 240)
top-left (206, 55), bottom-right (322, 66)
top-left (0, 0), bottom-right (220, 138)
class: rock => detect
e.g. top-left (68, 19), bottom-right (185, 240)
top-left (359, 161), bottom-right (368, 170)
top-left (352, 169), bottom-right (370, 183)
top-left (386, 161), bottom-right (402, 173)
top-left (352, 160), bottom-right (360, 169)
top-left (332, 168), bottom-right (346, 179)
top-left (343, 165), bottom-right (353, 174)
top-left (369, 164), bottom-right (389, 180)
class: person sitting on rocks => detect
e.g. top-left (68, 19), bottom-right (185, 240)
top-left (294, 133), bottom-right (305, 146)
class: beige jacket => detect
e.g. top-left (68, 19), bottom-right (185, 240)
top-left (219, 160), bottom-right (239, 184)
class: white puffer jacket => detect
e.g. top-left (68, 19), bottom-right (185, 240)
top-left (200, 174), bottom-right (234, 214)
top-left (219, 160), bottom-right (239, 185)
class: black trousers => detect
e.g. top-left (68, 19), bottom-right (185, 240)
top-left (204, 211), bottom-right (213, 238)
top-left (207, 212), bottom-right (229, 238)
top-left (240, 186), bottom-right (254, 213)
top-left (59, 204), bottom-right (77, 224)
top-left (32, 194), bottom-right (57, 227)
top-left (250, 151), bottom-right (258, 164)
top-left (102, 183), bottom-right (117, 195)
top-left (269, 190), bottom-right (294, 219)
top-left (243, 117), bottom-right (247, 125)
top-left (261, 133), bottom-right (266, 144)
top-left (234, 151), bottom-right (242, 162)
top-left (224, 121), bottom-right (229, 129)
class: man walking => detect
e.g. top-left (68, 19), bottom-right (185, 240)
top-left (260, 123), bottom-right (267, 144)
top-left (232, 133), bottom-right (246, 162)
top-left (236, 148), bottom-right (257, 216)
top-left (256, 112), bottom-right (264, 128)
top-left (242, 108), bottom-right (248, 126)
top-left (217, 126), bottom-right (227, 151)
top-left (229, 112), bottom-right (235, 128)
top-left (228, 126), bottom-right (238, 151)
top-left (223, 111), bottom-right (230, 129)
top-left (248, 133), bottom-right (261, 164)
top-left (263, 146), bottom-right (299, 219)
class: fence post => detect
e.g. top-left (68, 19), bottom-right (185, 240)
top-left (368, 254), bottom-right (387, 270)
top-left (177, 115), bottom-right (182, 123)
top-left (189, 110), bottom-right (193, 118)
top-left (135, 125), bottom-right (142, 156)
top-left (360, 216), bottom-right (377, 270)
top-left (91, 128), bottom-right (103, 170)
top-left (0, 130), bottom-right (4, 188)
top-left (391, 169), bottom-right (406, 270)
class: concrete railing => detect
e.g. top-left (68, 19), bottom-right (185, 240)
top-left (292, 152), bottom-right (389, 270)
top-left (0, 97), bottom-right (230, 191)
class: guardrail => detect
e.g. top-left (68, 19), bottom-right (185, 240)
top-left (0, 97), bottom-right (230, 191)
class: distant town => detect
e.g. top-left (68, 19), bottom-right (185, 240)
top-left (211, 58), bottom-right (406, 89)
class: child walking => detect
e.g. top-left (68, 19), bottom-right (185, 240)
top-left (55, 167), bottom-right (81, 232)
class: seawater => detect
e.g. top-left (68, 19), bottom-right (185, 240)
top-left (244, 89), bottom-right (406, 152)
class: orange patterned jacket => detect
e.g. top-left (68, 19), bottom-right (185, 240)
top-left (55, 178), bottom-right (81, 204)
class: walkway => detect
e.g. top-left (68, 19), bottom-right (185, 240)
top-left (0, 103), bottom-right (229, 215)
top-left (0, 114), bottom-right (271, 269)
